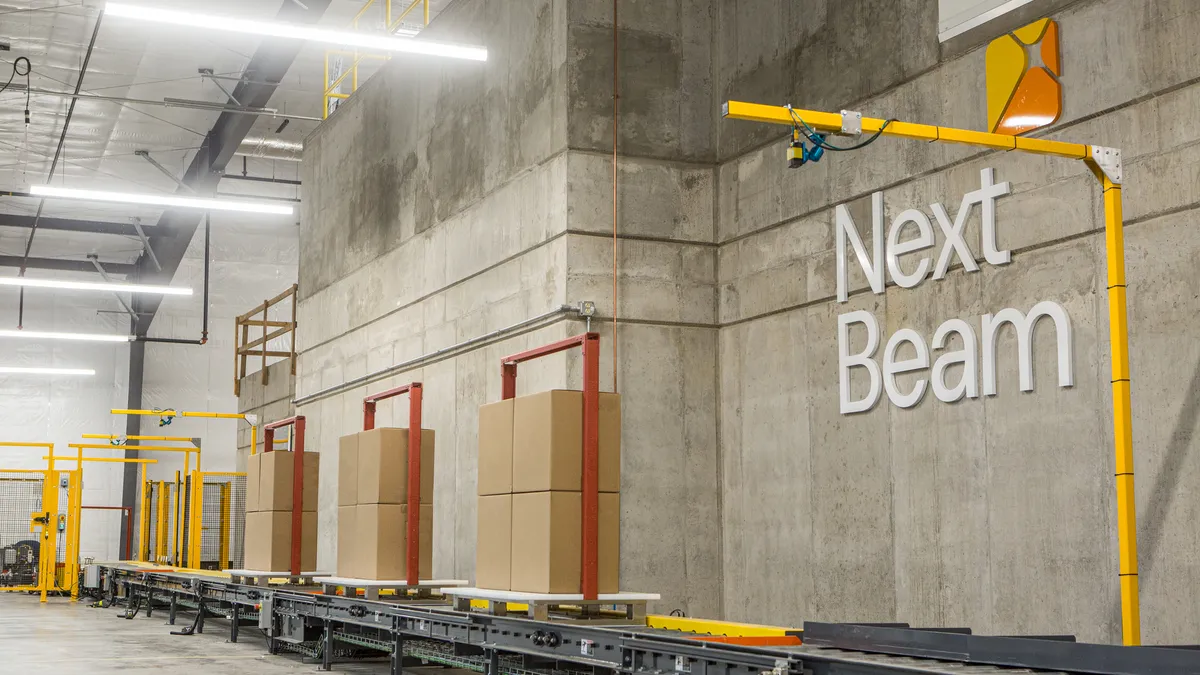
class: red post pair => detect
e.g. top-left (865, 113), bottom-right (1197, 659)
top-left (501, 333), bottom-right (601, 600)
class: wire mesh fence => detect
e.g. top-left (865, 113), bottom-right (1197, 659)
top-left (143, 481), bottom-right (180, 563)
top-left (196, 474), bottom-right (246, 570)
top-left (0, 471), bottom-right (44, 588)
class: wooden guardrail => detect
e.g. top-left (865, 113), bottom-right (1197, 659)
top-left (234, 283), bottom-right (297, 396)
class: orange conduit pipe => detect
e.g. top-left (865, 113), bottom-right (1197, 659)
top-left (611, 0), bottom-right (620, 393)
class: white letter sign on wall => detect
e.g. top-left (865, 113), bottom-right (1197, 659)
top-left (838, 310), bottom-right (882, 414)
top-left (981, 301), bottom-right (1074, 396)
top-left (835, 192), bottom-right (885, 302)
top-left (931, 319), bottom-right (978, 403)
top-left (833, 168), bottom-right (1075, 415)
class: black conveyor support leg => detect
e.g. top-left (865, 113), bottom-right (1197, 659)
top-left (391, 633), bottom-right (405, 675)
top-left (488, 648), bottom-right (499, 675)
top-left (320, 619), bottom-right (333, 671)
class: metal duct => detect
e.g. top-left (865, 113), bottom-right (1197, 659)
top-left (235, 137), bottom-right (304, 162)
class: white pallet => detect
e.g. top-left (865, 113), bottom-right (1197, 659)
top-left (441, 587), bottom-right (659, 622)
top-left (224, 569), bottom-right (326, 587)
top-left (313, 576), bottom-right (468, 600)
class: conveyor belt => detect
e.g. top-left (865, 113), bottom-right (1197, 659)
top-left (93, 564), bottom-right (1200, 675)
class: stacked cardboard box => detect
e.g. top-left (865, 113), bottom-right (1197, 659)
top-left (476, 390), bottom-right (620, 593)
top-left (244, 450), bottom-right (320, 571)
top-left (337, 428), bottom-right (435, 580)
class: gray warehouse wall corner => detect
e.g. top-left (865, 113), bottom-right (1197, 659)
top-left (296, 0), bottom-right (1200, 643)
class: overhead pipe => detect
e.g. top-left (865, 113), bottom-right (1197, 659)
top-left (10, 84), bottom-right (322, 122)
top-left (235, 136), bottom-right (304, 162)
top-left (293, 304), bottom-right (582, 406)
top-left (611, 0), bottom-right (620, 393)
top-left (222, 174), bottom-right (301, 187)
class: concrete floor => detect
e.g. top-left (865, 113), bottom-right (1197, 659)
top-left (0, 593), bottom-right (429, 674)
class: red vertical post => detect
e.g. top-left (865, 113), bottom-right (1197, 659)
top-left (291, 416), bottom-right (306, 576)
top-left (501, 363), bottom-right (518, 400)
top-left (500, 333), bottom-right (603, 600)
top-left (363, 383), bottom-right (425, 584)
top-left (581, 333), bottom-right (600, 600)
top-left (406, 384), bottom-right (423, 585)
top-left (363, 400), bottom-right (377, 431)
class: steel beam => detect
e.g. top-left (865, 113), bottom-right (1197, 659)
top-left (0, 255), bottom-right (136, 275)
top-left (89, 255), bottom-right (138, 320)
top-left (116, 0), bottom-right (332, 551)
top-left (118, 341), bottom-right (145, 556)
top-left (128, 0), bottom-right (332, 338)
top-left (0, 213), bottom-right (159, 237)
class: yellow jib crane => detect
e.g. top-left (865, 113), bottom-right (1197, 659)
top-left (722, 101), bottom-right (1138, 645)
top-left (68, 442), bottom-right (197, 565)
top-left (110, 410), bottom-right (260, 567)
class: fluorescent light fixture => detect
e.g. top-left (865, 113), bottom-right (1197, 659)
top-left (0, 366), bottom-right (95, 376)
top-left (105, 3), bottom-right (488, 61)
top-left (28, 185), bottom-right (294, 216)
top-left (0, 277), bottom-right (192, 296)
top-left (0, 330), bottom-right (134, 343)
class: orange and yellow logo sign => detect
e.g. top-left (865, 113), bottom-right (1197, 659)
top-left (985, 18), bottom-right (1061, 135)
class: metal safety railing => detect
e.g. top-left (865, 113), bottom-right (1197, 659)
top-left (323, 0), bottom-right (432, 118)
top-left (234, 284), bottom-right (298, 396)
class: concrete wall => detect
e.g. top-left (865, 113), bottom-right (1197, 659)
top-left (300, 0), bottom-right (1200, 643)
top-left (298, 0), bottom-right (572, 585)
top-left (297, 0), bottom-right (722, 614)
top-left (715, 0), bottom-right (1200, 644)
top-left (564, 1), bottom-right (722, 616)
top-left (236, 359), bottom-right (296, 472)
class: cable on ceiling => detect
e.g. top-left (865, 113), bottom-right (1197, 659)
top-left (0, 57), bottom-right (32, 125)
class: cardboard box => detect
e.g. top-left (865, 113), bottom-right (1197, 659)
top-left (357, 428), bottom-right (435, 505)
top-left (259, 450), bottom-right (320, 512)
top-left (509, 491), bottom-right (619, 594)
top-left (337, 506), bottom-right (358, 578)
top-left (598, 492), bottom-right (620, 594)
top-left (339, 434), bottom-right (359, 507)
top-left (511, 391), bottom-right (620, 493)
top-left (244, 510), bottom-right (317, 572)
top-left (477, 399), bottom-right (514, 496)
top-left (245, 453), bottom-right (261, 513)
top-left (353, 503), bottom-right (433, 580)
top-left (475, 494), bottom-right (512, 590)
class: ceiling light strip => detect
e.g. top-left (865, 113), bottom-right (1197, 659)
top-left (28, 185), bottom-right (294, 216)
top-left (0, 366), bottom-right (96, 376)
top-left (105, 3), bottom-right (488, 61)
top-left (0, 277), bottom-right (192, 296)
top-left (0, 330), bottom-right (134, 343)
